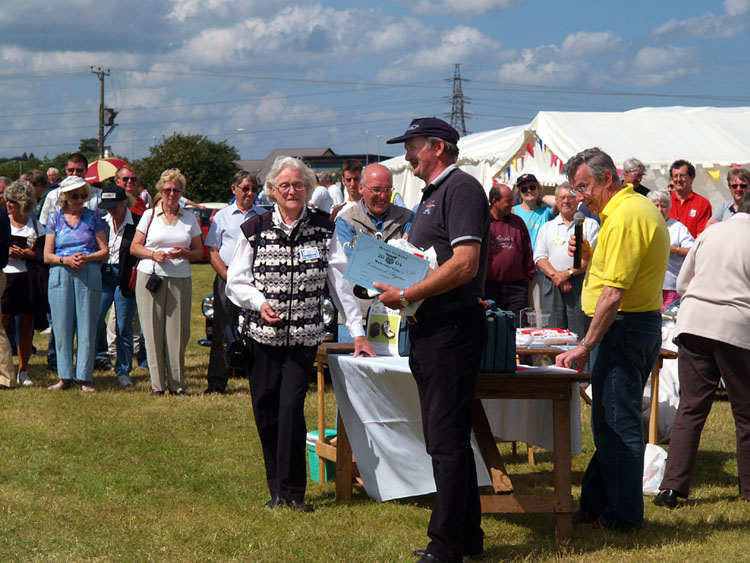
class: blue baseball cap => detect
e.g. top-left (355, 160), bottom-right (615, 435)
top-left (386, 117), bottom-right (460, 145)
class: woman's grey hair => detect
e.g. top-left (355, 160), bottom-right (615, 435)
top-left (264, 156), bottom-right (316, 203)
top-left (562, 147), bottom-right (620, 185)
top-left (623, 157), bottom-right (646, 174)
top-left (5, 179), bottom-right (36, 214)
top-left (554, 180), bottom-right (571, 197)
top-left (647, 189), bottom-right (671, 211)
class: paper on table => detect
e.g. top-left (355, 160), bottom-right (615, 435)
top-left (515, 364), bottom-right (582, 375)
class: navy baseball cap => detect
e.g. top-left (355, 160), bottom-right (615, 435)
top-left (515, 173), bottom-right (538, 186)
top-left (99, 184), bottom-right (127, 209)
top-left (386, 117), bottom-right (460, 145)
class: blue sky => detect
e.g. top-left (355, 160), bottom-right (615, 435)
top-left (0, 0), bottom-right (748, 163)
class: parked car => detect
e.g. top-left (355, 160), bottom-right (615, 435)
top-left (184, 202), bottom-right (228, 261)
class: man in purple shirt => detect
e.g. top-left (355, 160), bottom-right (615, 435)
top-left (485, 183), bottom-right (536, 326)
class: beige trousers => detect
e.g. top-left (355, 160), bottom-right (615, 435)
top-left (0, 273), bottom-right (17, 387)
top-left (134, 271), bottom-right (191, 392)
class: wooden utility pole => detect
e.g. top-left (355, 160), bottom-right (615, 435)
top-left (90, 67), bottom-right (110, 159)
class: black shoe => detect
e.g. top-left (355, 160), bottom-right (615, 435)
top-left (414, 549), bottom-right (482, 562)
top-left (171, 388), bottom-right (187, 396)
top-left (414, 553), bottom-right (447, 563)
top-left (284, 499), bottom-right (315, 512)
top-left (264, 496), bottom-right (281, 508)
top-left (203, 387), bottom-right (225, 395)
top-left (151, 389), bottom-right (165, 396)
top-left (0, 384), bottom-right (10, 390)
top-left (653, 489), bottom-right (681, 508)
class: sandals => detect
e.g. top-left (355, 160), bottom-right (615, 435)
top-left (47, 380), bottom-right (72, 391)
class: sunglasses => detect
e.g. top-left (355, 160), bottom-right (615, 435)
top-left (163, 188), bottom-right (183, 194)
top-left (729, 183), bottom-right (749, 189)
top-left (237, 184), bottom-right (259, 193)
top-left (69, 192), bottom-right (87, 200)
top-left (120, 176), bottom-right (138, 183)
top-left (66, 167), bottom-right (85, 174)
top-left (519, 186), bottom-right (537, 194)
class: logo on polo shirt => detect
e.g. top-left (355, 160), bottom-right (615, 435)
top-left (423, 200), bottom-right (436, 215)
top-left (689, 209), bottom-right (697, 217)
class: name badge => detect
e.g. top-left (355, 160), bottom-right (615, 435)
top-left (299, 246), bottom-right (320, 261)
top-left (552, 235), bottom-right (565, 245)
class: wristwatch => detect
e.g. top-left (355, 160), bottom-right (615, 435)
top-left (580, 338), bottom-right (595, 352)
top-left (399, 289), bottom-right (410, 308)
top-left (567, 268), bottom-right (574, 276)
top-left (59, 256), bottom-right (64, 266)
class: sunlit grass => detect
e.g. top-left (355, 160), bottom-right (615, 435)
top-left (0, 263), bottom-right (748, 560)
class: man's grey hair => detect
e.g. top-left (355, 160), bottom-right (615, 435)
top-left (623, 157), bottom-right (646, 174)
top-left (47, 167), bottom-right (59, 176)
top-left (232, 169), bottom-right (257, 187)
top-left (0, 176), bottom-right (11, 188)
top-left (424, 136), bottom-right (460, 162)
top-left (562, 147), bottom-right (620, 185)
top-left (554, 180), bottom-right (571, 197)
top-left (738, 191), bottom-right (750, 214)
top-left (647, 189), bottom-right (671, 212)
top-left (319, 171), bottom-right (332, 184)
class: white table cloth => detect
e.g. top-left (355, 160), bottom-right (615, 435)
top-left (327, 355), bottom-right (582, 501)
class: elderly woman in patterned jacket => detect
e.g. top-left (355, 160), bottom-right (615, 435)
top-left (226, 156), bottom-right (368, 513)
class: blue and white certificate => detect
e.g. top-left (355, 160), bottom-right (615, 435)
top-left (344, 233), bottom-right (430, 292)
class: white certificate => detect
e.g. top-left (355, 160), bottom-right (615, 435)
top-left (344, 233), bottom-right (430, 292)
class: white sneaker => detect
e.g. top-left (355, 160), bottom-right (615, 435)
top-left (18, 372), bottom-right (34, 387)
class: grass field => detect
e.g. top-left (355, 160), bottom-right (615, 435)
top-left (1, 262), bottom-right (749, 561)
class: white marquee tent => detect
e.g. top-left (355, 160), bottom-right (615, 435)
top-left (383, 106), bottom-right (750, 209)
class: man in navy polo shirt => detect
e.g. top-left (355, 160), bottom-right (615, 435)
top-left (375, 117), bottom-right (489, 563)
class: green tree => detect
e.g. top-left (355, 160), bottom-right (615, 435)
top-left (78, 138), bottom-right (99, 159)
top-left (136, 133), bottom-right (240, 202)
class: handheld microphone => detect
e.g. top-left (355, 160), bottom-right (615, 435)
top-left (573, 212), bottom-right (584, 270)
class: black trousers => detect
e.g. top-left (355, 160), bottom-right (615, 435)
top-left (249, 340), bottom-right (316, 502)
top-left (409, 304), bottom-right (486, 562)
top-left (206, 275), bottom-right (240, 392)
top-left (660, 333), bottom-right (750, 499)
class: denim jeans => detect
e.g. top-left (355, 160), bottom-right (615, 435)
top-left (48, 263), bottom-right (102, 383)
top-left (580, 310), bottom-right (661, 531)
top-left (95, 264), bottom-right (136, 376)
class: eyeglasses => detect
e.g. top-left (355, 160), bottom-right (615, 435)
top-left (163, 188), bottom-right (183, 194)
top-left (236, 184), bottom-right (259, 193)
top-left (276, 182), bottom-right (306, 193)
top-left (365, 186), bottom-right (393, 196)
top-left (729, 183), bottom-right (749, 189)
top-left (558, 195), bottom-right (576, 201)
top-left (66, 167), bottom-right (85, 174)
top-left (5, 198), bottom-right (18, 205)
top-left (69, 192), bottom-right (87, 200)
top-left (519, 186), bottom-right (537, 194)
top-left (120, 176), bottom-right (138, 183)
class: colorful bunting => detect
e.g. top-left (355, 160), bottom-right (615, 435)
top-left (707, 169), bottom-right (720, 183)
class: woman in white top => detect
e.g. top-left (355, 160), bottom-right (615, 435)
top-left (2, 180), bottom-right (42, 386)
top-left (130, 169), bottom-right (203, 395)
top-left (648, 189), bottom-right (694, 310)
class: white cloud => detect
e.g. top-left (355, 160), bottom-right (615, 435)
top-left (631, 45), bottom-right (695, 86)
top-left (377, 25), bottom-right (502, 81)
top-left (498, 45), bottom-right (585, 86)
top-left (561, 31), bottom-right (626, 57)
top-left (404, 0), bottom-right (527, 17)
top-left (725, 0), bottom-right (750, 16)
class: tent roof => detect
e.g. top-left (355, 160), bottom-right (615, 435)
top-left (529, 106), bottom-right (750, 169)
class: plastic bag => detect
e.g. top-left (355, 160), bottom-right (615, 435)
top-left (642, 443), bottom-right (668, 495)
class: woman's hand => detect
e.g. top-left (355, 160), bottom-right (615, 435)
top-left (167, 246), bottom-right (187, 259)
top-left (260, 302), bottom-right (281, 324)
top-left (9, 245), bottom-right (26, 260)
top-left (67, 253), bottom-right (86, 270)
top-left (151, 250), bottom-right (168, 263)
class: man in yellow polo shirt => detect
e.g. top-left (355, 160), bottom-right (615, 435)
top-left (556, 147), bottom-right (669, 532)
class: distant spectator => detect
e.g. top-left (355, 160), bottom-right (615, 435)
top-left (44, 176), bottom-right (108, 392)
top-left (2, 180), bottom-right (41, 387)
top-left (321, 171), bottom-right (344, 207)
top-left (648, 189), bottom-right (694, 310)
top-left (130, 169), bottom-right (203, 395)
top-left (114, 165), bottom-right (147, 219)
top-left (309, 174), bottom-right (334, 213)
top-left (709, 167), bottom-right (749, 225)
top-left (622, 157), bottom-right (650, 196)
top-left (0, 177), bottom-right (10, 210)
top-left (668, 159), bottom-right (711, 238)
top-left (138, 179), bottom-right (152, 208)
